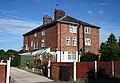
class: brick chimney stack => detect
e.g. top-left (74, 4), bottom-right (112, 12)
top-left (54, 9), bottom-right (65, 20)
top-left (43, 15), bottom-right (52, 25)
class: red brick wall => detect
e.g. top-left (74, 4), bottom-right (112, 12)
top-left (57, 23), bottom-right (77, 52)
top-left (23, 36), bottom-right (28, 52)
top-left (23, 22), bottom-right (99, 55)
top-left (85, 27), bottom-right (99, 54)
top-left (0, 65), bottom-right (6, 83)
top-left (46, 25), bottom-right (57, 51)
top-left (23, 24), bottom-right (58, 52)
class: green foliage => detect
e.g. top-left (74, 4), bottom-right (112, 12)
top-left (81, 52), bottom-right (98, 62)
top-left (100, 33), bottom-right (120, 61)
top-left (0, 49), bottom-right (18, 66)
top-left (11, 55), bottom-right (18, 67)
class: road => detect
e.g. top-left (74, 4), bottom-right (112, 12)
top-left (10, 67), bottom-right (53, 83)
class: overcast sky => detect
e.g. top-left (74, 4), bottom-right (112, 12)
top-left (0, 0), bottom-right (120, 51)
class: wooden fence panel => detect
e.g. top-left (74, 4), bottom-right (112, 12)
top-left (97, 62), bottom-right (112, 78)
top-left (115, 61), bottom-right (120, 78)
top-left (76, 62), bottom-right (94, 79)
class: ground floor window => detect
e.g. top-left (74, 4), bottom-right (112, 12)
top-left (68, 52), bottom-right (76, 60)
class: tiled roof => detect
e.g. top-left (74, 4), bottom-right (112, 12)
top-left (23, 15), bottom-right (100, 36)
top-left (60, 15), bottom-right (100, 28)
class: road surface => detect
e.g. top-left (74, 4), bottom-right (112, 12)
top-left (10, 67), bottom-right (53, 83)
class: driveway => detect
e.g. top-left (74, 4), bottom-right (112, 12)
top-left (10, 67), bottom-right (53, 83)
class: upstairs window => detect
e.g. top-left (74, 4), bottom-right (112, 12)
top-left (68, 52), bottom-right (76, 60)
top-left (85, 38), bottom-right (91, 46)
top-left (42, 30), bottom-right (45, 36)
top-left (85, 27), bottom-right (91, 34)
top-left (72, 37), bottom-right (77, 46)
top-left (31, 41), bottom-right (33, 47)
top-left (69, 25), bottom-right (77, 33)
top-left (25, 44), bottom-right (28, 50)
top-left (66, 36), bottom-right (70, 45)
top-left (41, 40), bottom-right (45, 47)
top-left (34, 31), bottom-right (37, 37)
top-left (34, 42), bottom-right (38, 49)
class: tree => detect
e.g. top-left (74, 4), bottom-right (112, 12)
top-left (0, 49), bottom-right (5, 59)
top-left (6, 49), bottom-right (17, 57)
top-left (100, 33), bottom-right (119, 61)
top-left (81, 52), bottom-right (98, 62)
top-left (0, 49), bottom-right (17, 60)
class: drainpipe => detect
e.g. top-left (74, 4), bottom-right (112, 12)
top-left (82, 25), bottom-right (85, 56)
top-left (60, 23), bottom-right (61, 62)
top-left (77, 24), bottom-right (80, 62)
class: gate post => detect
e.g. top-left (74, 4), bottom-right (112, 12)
top-left (95, 61), bottom-right (97, 79)
top-left (73, 61), bottom-right (76, 81)
top-left (6, 60), bottom-right (10, 83)
top-left (48, 60), bottom-right (51, 77)
top-left (112, 61), bottom-right (115, 77)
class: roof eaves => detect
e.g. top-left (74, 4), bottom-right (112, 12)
top-left (23, 20), bottom-right (58, 36)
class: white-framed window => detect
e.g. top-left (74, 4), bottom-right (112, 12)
top-left (42, 30), bottom-right (45, 36)
top-left (34, 31), bottom-right (37, 37)
top-left (68, 52), bottom-right (76, 60)
top-left (85, 38), bottom-right (91, 46)
top-left (31, 41), bottom-right (33, 47)
top-left (34, 42), bottom-right (38, 49)
top-left (69, 25), bottom-right (77, 33)
top-left (25, 44), bottom-right (28, 50)
top-left (66, 36), bottom-right (70, 45)
top-left (85, 27), bottom-right (91, 34)
top-left (72, 37), bottom-right (77, 46)
top-left (41, 40), bottom-right (45, 47)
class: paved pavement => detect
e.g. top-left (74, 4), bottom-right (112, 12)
top-left (10, 67), bottom-right (53, 83)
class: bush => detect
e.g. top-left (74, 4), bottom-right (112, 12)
top-left (81, 52), bottom-right (98, 62)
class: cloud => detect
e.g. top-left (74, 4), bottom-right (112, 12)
top-left (87, 10), bottom-right (93, 15)
top-left (94, 2), bottom-right (109, 6)
top-left (0, 18), bottom-right (40, 35)
top-left (100, 24), bottom-right (120, 43)
top-left (98, 10), bottom-right (104, 14)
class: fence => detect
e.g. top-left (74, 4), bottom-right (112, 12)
top-left (51, 61), bottom-right (120, 81)
top-left (0, 60), bottom-right (10, 83)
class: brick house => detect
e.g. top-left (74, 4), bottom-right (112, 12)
top-left (21, 9), bottom-right (100, 62)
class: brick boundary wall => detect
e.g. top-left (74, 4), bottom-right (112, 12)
top-left (0, 63), bottom-right (7, 83)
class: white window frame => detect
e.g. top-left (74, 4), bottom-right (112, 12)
top-left (68, 52), bottom-right (76, 60)
top-left (34, 31), bottom-right (37, 37)
top-left (34, 42), bottom-right (38, 49)
top-left (42, 30), bottom-right (45, 36)
top-left (25, 44), bottom-right (28, 50)
top-left (41, 40), bottom-right (45, 47)
top-left (66, 36), bottom-right (70, 45)
top-left (72, 37), bottom-right (77, 46)
top-left (69, 25), bottom-right (77, 33)
top-left (85, 27), bottom-right (91, 34)
top-left (85, 38), bottom-right (91, 46)
top-left (31, 41), bottom-right (33, 47)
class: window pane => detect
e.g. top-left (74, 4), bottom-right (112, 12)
top-left (72, 52), bottom-right (76, 60)
top-left (69, 25), bottom-right (77, 33)
top-left (85, 38), bottom-right (91, 46)
top-left (66, 36), bottom-right (70, 45)
top-left (34, 32), bottom-right (37, 37)
top-left (42, 30), bottom-right (45, 36)
top-left (73, 37), bottom-right (76, 46)
top-left (68, 55), bottom-right (71, 60)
